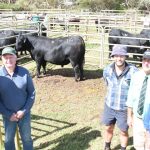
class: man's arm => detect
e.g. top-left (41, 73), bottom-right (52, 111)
top-left (18, 73), bottom-right (35, 116)
top-left (0, 101), bottom-right (13, 119)
top-left (127, 107), bottom-right (133, 128)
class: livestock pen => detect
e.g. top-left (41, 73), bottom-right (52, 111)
top-left (0, 10), bottom-right (150, 66)
top-left (0, 9), bottom-right (150, 150)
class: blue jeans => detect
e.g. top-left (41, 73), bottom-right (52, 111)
top-left (3, 113), bottom-right (33, 150)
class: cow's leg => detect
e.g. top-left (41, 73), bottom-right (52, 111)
top-left (73, 65), bottom-right (80, 82)
top-left (20, 51), bottom-right (23, 55)
top-left (41, 60), bottom-right (47, 75)
top-left (79, 63), bottom-right (84, 80)
top-left (78, 56), bottom-right (85, 81)
top-left (35, 58), bottom-right (42, 78)
top-left (69, 59), bottom-right (80, 81)
top-left (25, 50), bottom-right (28, 55)
top-left (36, 63), bottom-right (41, 78)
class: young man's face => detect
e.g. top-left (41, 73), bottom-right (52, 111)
top-left (142, 58), bottom-right (150, 74)
top-left (113, 55), bottom-right (126, 67)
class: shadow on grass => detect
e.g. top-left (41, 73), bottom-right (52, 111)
top-left (35, 126), bottom-right (101, 150)
top-left (35, 67), bottom-right (103, 80)
top-left (112, 136), bottom-right (135, 150)
top-left (31, 114), bottom-right (101, 150)
top-left (1, 115), bottom-right (101, 150)
top-left (31, 114), bottom-right (76, 142)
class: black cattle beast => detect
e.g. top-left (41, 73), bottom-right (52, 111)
top-left (0, 30), bottom-right (16, 50)
top-left (108, 28), bottom-right (146, 59)
top-left (16, 34), bottom-right (85, 81)
top-left (0, 30), bottom-right (38, 55)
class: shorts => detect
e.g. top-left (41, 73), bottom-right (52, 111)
top-left (101, 103), bottom-right (128, 132)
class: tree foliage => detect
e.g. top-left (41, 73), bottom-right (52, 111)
top-left (76, 0), bottom-right (125, 11)
top-left (0, 0), bottom-right (150, 11)
top-left (138, 0), bottom-right (150, 11)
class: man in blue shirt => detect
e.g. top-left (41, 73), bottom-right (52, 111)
top-left (127, 50), bottom-right (150, 150)
top-left (0, 47), bottom-right (35, 150)
top-left (102, 45), bottom-right (138, 150)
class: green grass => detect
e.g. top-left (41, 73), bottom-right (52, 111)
top-left (0, 63), bottom-right (135, 150)
top-left (0, 20), bottom-right (137, 150)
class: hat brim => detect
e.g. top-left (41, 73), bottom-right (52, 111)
top-left (2, 52), bottom-right (16, 55)
top-left (110, 53), bottom-right (128, 57)
top-left (143, 55), bottom-right (150, 59)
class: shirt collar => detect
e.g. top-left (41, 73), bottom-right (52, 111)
top-left (111, 62), bottom-right (130, 78)
top-left (2, 65), bottom-right (18, 76)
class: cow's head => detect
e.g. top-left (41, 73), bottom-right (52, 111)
top-left (16, 33), bottom-right (27, 52)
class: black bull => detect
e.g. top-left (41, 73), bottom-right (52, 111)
top-left (16, 34), bottom-right (85, 81)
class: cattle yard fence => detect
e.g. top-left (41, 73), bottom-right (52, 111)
top-left (0, 10), bottom-right (150, 68)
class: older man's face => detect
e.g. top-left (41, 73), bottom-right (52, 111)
top-left (2, 54), bottom-right (17, 69)
top-left (142, 58), bottom-right (150, 74)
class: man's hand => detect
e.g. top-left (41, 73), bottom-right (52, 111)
top-left (127, 107), bottom-right (133, 128)
top-left (146, 131), bottom-right (150, 149)
top-left (10, 113), bottom-right (18, 122)
top-left (16, 110), bottom-right (25, 119)
top-left (127, 116), bottom-right (133, 128)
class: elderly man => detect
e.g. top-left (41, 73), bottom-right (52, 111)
top-left (127, 49), bottom-right (150, 150)
top-left (0, 47), bottom-right (35, 150)
top-left (102, 45), bottom-right (138, 150)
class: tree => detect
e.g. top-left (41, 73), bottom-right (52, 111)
top-left (138, 0), bottom-right (150, 11)
top-left (124, 0), bottom-right (138, 8)
top-left (77, 0), bottom-right (125, 11)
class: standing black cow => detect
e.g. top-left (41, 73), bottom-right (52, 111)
top-left (0, 30), bottom-right (39, 55)
top-left (140, 29), bottom-right (150, 47)
top-left (108, 28), bottom-right (145, 59)
top-left (16, 34), bottom-right (85, 81)
top-left (0, 30), bottom-right (16, 52)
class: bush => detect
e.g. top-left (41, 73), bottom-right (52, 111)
top-left (77, 0), bottom-right (125, 12)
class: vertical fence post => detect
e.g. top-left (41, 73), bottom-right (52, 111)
top-left (0, 121), bottom-right (3, 150)
top-left (100, 26), bottom-right (105, 68)
top-left (15, 127), bottom-right (21, 150)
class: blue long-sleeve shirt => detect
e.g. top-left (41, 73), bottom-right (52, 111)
top-left (0, 65), bottom-right (35, 118)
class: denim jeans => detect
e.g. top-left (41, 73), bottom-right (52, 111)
top-left (3, 113), bottom-right (33, 150)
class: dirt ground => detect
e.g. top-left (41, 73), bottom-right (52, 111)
top-left (25, 65), bottom-right (134, 150)
top-left (30, 66), bottom-right (108, 149)
top-left (32, 67), bottom-right (105, 121)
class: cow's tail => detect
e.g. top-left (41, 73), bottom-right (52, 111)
top-left (80, 36), bottom-right (86, 66)
top-left (79, 36), bottom-right (86, 80)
